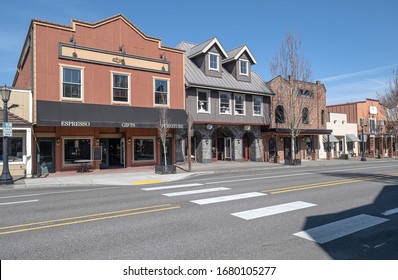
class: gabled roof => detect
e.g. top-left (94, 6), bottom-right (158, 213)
top-left (188, 37), bottom-right (228, 59)
top-left (177, 41), bottom-right (273, 96)
top-left (223, 45), bottom-right (257, 64)
top-left (0, 110), bottom-right (31, 127)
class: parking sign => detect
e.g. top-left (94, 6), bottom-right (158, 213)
top-left (3, 122), bottom-right (12, 137)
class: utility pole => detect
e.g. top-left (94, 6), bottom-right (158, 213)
top-left (187, 112), bottom-right (192, 172)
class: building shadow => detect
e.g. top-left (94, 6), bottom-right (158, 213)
top-left (298, 177), bottom-right (398, 259)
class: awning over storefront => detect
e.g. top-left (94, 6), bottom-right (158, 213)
top-left (37, 100), bottom-right (188, 128)
top-left (261, 127), bottom-right (332, 135)
top-left (322, 134), bottom-right (339, 143)
top-left (346, 134), bottom-right (360, 142)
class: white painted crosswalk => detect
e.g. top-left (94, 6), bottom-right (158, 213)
top-left (293, 214), bottom-right (389, 244)
top-left (191, 192), bottom-right (266, 205)
top-left (231, 201), bottom-right (316, 220)
top-left (163, 187), bottom-right (230, 197)
top-left (141, 183), bottom-right (203, 191)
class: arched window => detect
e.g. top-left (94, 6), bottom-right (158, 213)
top-left (321, 110), bottom-right (325, 125)
top-left (275, 105), bottom-right (285, 124)
top-left (302, 107), bottom-right (309, 124)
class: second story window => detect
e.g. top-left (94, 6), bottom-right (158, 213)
top-left (62, 67), bottom-right (82, 100)
top-left (219, 93), bottom-right (231, 114)
top-left (112, 73), bottom-right (129, 103)
top-left (154, 78), bottom-right (169, 106)
top-left (209, 53), bottom-right (219, 71)
top-left (239, 59), bottom-right (249, 76)
top-left (253, 96), bottom-right (262, 116)
top-left (302, 107), bottom-right (309, 124)
top-left (275, 105), bottom-right (285, 124)
top-left (234, 94), bottom-right (245, 115)
top-left (197, 90), bottom-right (210, 113)
top-left (369, 118), bottom-right (376, 133)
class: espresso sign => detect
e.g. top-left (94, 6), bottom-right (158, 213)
top-left (61, 121), bottom-right (91, 127)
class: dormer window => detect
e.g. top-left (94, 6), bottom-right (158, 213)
top-left (209, 53), bottom-right (219, 71)
top-left (239, 59), bottom-right (249, 76)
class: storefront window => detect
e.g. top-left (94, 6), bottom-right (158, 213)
top-left (0, 137), bottom-right (23, 162)
top-left (64, 138), bottom-right (91, 165)
top-left (134, 138), bottom-right (155, 161)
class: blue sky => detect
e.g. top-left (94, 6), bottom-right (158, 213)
top-left (1, 0), bottom-right (397, 105)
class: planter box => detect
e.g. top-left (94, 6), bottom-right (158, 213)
top-left (340, 154), bottom-right (350, 160)
top-left (155, 164), bottom-right (177, 174)
top-left (284, 159), bottom-right (301, 166)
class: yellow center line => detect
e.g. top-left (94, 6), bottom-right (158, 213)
top-left (263, 172), bottom-right (398, 195)
top-left (132, 180), bottom-right (163, 185)
top-left (0, 204), bottom-right (180, 236)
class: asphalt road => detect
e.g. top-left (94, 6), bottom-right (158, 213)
top-left (1, 161), bottom-right (398, 259)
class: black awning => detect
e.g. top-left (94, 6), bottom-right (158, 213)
top-left (37, 100), bottom-right (188, 128)
top-left (261, 127), bottom-right (332, 135)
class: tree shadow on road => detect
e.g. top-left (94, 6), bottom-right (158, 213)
top-left (298, 170), bottom-right (398, 259)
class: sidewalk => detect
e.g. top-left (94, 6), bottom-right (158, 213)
top-left (8, 157), bottom-right (396, 188)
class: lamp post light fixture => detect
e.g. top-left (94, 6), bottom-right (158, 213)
top-left (360, 117), bottom-right (367, 162)
top-left (0, 85), bottom-right (13, 184)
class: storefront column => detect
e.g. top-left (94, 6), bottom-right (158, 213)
top-left (369, 135), bottom-right (376, 158)
top-left (234, 138), bottom-right (243, 162)
top-left (388, 136), bottom-right (393, 157)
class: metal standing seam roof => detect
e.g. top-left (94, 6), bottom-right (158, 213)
top-left (177, 41), bottom-right (273, 96)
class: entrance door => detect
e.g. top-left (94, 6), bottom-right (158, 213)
top-left (284, 137), bottom-right (291, 160)
top-left (100, 138), bottom-right (123, 169)
top-left (242, 137), bottom-right (249, 161)
top-left (38, 139), bottom-right (55, 173)
top-left (224, 137), bottom-right (232, 160)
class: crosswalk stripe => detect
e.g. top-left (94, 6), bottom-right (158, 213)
top-left (191, 192), bottom-right (266, 205)
top-left (382, 207), bottom-right (398, 216)
top-left (293, 214), bottom-right (389, 244)
top-left (231, 201), bottom-right (316, 220)
top-left (141, 183), bottom-right (203, 191)
top-left (163, 187), bottom-right (230, 197)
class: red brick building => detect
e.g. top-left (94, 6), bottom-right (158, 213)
top-left (13, 15), bottom-right (187, 173)
top-left (263, 76), bottom-right (329, 162)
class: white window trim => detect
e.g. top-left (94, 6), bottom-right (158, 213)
top-left (208, 52), bottom-right (220, 71)
top-left (60, 64), bottom-right (85, 102)
top-left (111, 71), bottom-right (131, 105)
top-left (153, 77), bottom-right (170, 107)
top-left (253, 96), bottom-right (263, 116)
top-left (234, 93), bottom-right (246, 116)
top-left (132, 136), bottom-right (156, 163)
top-left (239, 59), bottom-right (249, 76)
top-left (197, 89), bottom-right (211, 114)
top-left (62, 136), bottom-right (93, 167)
top-left (0, 131), bottom-right (26, 165)
top-left (219, 92), bottom-right (231, 115)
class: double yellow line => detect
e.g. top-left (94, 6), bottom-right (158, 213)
top-left (0, 204), bottom-right (180, 236)
top-left (263, 173), bottom-right (398, 195)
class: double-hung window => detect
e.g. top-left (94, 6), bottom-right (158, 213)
top-left (62, 66), bottom-right (83, 100)
top-left (239, 59), bottom-right (249, 76)
top-left (154, 78), bottom-right (169, 106)
top-left (253, 96), bottom-right (262, 116)
top-left (219, 93), bottom-right (231, 114)
top-left (209, 53), bottom-right (219, 71)
top-left (234, 94), bottom-right (245, 115)
top-left (112, 73), bottom-right (129, 103)
top-left (369, 118), bottom-right (376, 133)
top-left (197, 90), bottom-right (210, 113)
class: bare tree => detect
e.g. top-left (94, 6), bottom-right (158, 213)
top-left (377, 68), bottom-right (398, 155)
top-left (269, 33), bottom-right (314, 161)
top-left (158, 107), bottom-right (170, 166)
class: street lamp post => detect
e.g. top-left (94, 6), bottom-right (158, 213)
top-left (0, 86), bottom-right (13, 184)
top-left (360, 117), bottom-right (367, 162)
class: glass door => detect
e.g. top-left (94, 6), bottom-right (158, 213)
top-left (120, 138), bottom-right (126, 167)
top-left (38, 139), bottom-right (55, 173)
top-left (225, 137), bottom-right (232, 160)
